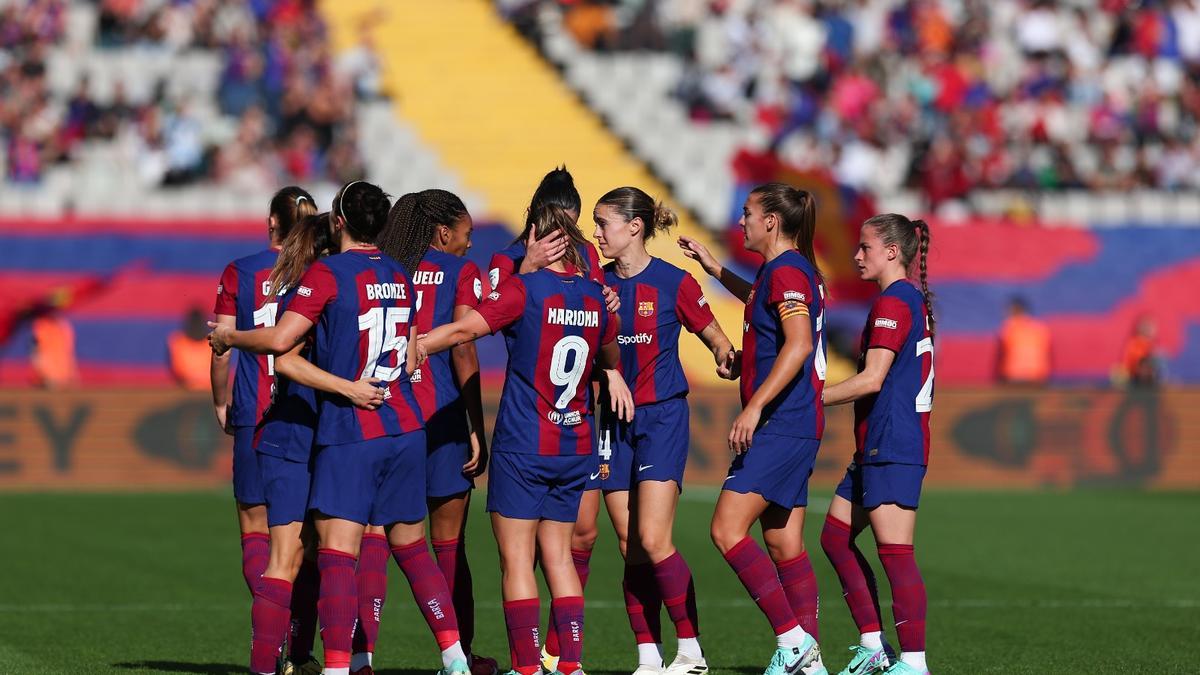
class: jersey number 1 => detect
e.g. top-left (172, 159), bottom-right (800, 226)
top-left (359, 307), bottom-right (411, 381)
top-left (252, 302), bottom-right (278, 375)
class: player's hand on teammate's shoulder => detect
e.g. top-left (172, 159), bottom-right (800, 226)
top-left (601, 284), bottom-right (620, 314)
top-left (677, 236), bottom-right (721, 278)
top-left (344, 377), bottom-right (386, 410)
top-left (414, 334), bottom-right (430, 368)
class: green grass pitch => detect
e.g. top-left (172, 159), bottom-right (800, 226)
top-left (0, 489), bottom-right (1196, 674)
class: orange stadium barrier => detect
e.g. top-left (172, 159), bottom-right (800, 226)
top-left (0, 388), bottom-right (1196, 490)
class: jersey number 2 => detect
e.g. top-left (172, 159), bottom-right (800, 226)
top-left (549, 335), bottom-right (590, 409)
top-left (359, 307), bottom-right (411, 381)
top-left (916, 337), bottom-right (935, 412)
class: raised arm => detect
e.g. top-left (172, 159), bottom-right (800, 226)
top-left (678, 235), bottom-right (752, 302)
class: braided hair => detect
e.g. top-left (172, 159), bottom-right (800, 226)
top-left (377, 189), bottom-right (470, 276)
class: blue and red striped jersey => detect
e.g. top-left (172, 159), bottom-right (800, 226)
top-left (477, 270), bottom-right (618, 456)
top-left (853, 280), bottom-right (933, 465)
top-left (604, 257), bottom-right (715, 405)
top-left (287, 247), bottom-right (424, 446)
top-left (253, 288), bottom-right (317, 463)
top-left (214, 248), bottom-right (279, 427)
top-left (488, 239), bottom-right (605, 291)
top-left (741, 249), bottom-right (826, 439)
top-left (409, 248), bottom-right (483, 419)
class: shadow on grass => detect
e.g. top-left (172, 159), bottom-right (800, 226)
top-left (110, 662), bottom-right (243, 674)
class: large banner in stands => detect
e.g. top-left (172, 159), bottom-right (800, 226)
top-left (0, 388), bottom-right (1196, 490)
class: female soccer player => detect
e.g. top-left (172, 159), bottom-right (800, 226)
top-left (375, 189), bottom-right (496, 675)
top-left (241, 212), bottom-right (385, 675)
top-left (209, 181), bottom-right (469, 675)
top-left (488, 166), bottom-right (605, 290)
top-left (679, 183), bottom-right (828, 675)
top-left (591, 187), bottom-right (735, 675)
top-left (819, 214), bottom-right (934, 675)
top-left (487, 166), bottom-right (616, 674)
top-left (211, 186), bottom-right (315, 599)
top-left (418, 203), bottom-right (635, 675)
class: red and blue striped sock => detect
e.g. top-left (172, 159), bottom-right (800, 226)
top-left (776, 551), bottom-right (820, 640)
top-left (722, 536), bottom-right (798, 636)
top-left (288, 556), bottom-right (320, 662)
top-left (503, 598), bottom-right (541, 675)
top-left (392, 540), bottom-right (462, 651)
top-left (352, 533), bottom-right (390, 656)
top-left (653, 551), bottom-right (699, 639)
top-left (317, 549), bottom-right (358, 670)
top-left (622, 562), bottom-right (663, 645)
top-left (433, 536), bottom-right (476, 653)
top-left (878, 544), bottom-right (926, 652)
top-left (240, 533), bottom-right (270, 593)
top-left (551, 596), bottom-right (585, 674)
top-left (820, 516), bottom-right (882, 634)
top-left (546, 548), bottom-right (591, 658)
top-left (249, 576), bottom-right (292, 674)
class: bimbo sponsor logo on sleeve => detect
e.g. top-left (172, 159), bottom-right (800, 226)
top-left (875, 318), bottom-right (898, 329)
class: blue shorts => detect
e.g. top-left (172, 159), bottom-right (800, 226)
top-left (259, 453), bottom-right (313, 527)
top-left (586, 416), bottom-right (630, 491)
top-left (835, 461), bottom-right (926, 510)
top-left (309, 433), bottom-right (428, 526)
top-left (589, 398), bottom-right (689, 491)
top-left (232, 426), bottom-right (265, 505)
top-left (723, 432), bottom-right (820, 508)
top-left (487, 452), bottom-right (591, 522)
top-left (425, 406), bottom-right (474, 500)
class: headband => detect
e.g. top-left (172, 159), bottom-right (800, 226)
top-left (337, 180), bottom-right (364, 221)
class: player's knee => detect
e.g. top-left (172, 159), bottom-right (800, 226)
top-left (637, 527), bottom-right (672, 560)
top-left (710, 521), bottom-right (741, 554)
top-left (765, 539), bottom-right (803, 563)
top-left (571, 527), bottom-right (598, 552)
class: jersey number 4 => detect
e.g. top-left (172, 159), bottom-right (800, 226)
top-left (359, 307), bottom-right (411, 381)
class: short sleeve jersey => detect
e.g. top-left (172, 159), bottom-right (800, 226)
top-left (253, 288), bottom-right (317, 463)
top-left (488, 239), bottom-right (605, 291)
top-left (214, 248), bottom-right (279, 427)
top-left (476, 269), bottom-right (617, 456)
top-left (409, 248), bottom-right (484, 419)
top-left (603, 257), bottom-right (715, 405)
top-left (853, 280), bottom-right (934, 465)
top-left (741, 249), bottom-right (826, 439)
top-left (286, 247), bottom-right (424, 446)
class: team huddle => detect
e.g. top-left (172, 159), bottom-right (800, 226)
top-left (207, 168), bottom-right (936, 675)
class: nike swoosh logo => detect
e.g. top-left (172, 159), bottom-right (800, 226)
top-left (638, 464), bottom-right (654, 472)
top-left (589, 472), bottom-right (601, 480)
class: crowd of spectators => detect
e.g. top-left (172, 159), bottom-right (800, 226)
top-left (2, 0), bottom-right (380, 191)
top-left (511, 0), bottom-right (1200, 209)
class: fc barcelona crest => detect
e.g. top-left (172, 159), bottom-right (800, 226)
top-left (637, 301), bottom-right (655, 317)
top-left (599, 463), bottom-right (611, 480)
